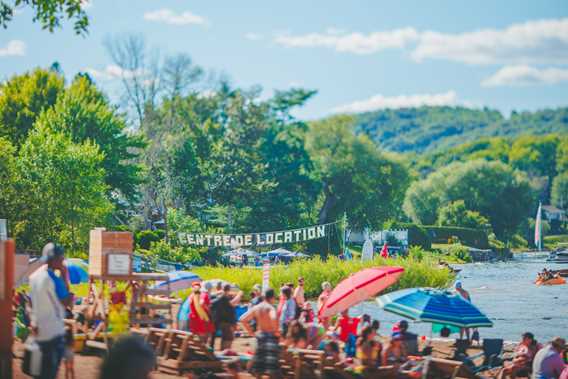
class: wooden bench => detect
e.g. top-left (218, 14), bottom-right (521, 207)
top-left (157, 329), bottom-right (223, 375)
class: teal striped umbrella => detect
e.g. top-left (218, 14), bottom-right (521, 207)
top-left (376, 288), bottom-right (493, 328)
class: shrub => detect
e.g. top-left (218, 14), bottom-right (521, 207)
top-left (488, 233), bottom-right (505, 249)
top-left (144, 240), bottom-right (202, 264)
top-left (408, 245), bottom-right (425, 261)
top-left (136, 229), bottom-right (165, 250)
top-left (193, 255), bottom-right (455, 298)
top-left (544, 234), bottom-right (568, 250)
top-left (509, 234), bottom-right (528, 249)
top-left (447, 243), bottom-right (472, 263)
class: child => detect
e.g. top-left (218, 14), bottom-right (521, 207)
top-left (64, 326), bottom-right (75, 379)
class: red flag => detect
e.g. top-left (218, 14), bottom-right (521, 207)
top-left (380, 242), bottom-right (389, 258)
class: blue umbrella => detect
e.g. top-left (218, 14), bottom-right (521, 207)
top-left (65, 259), bottom-right (89, 284)
top-left (152, 271), bottom-right (201, 293)
top-left (376, 288), bottom-right (493, 328)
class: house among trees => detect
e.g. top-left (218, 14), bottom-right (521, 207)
top-left (542, 205), bottom-right (567, 222)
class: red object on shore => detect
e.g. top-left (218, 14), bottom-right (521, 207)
top-left (318, 266), bottom-right (404, 318)
top-left (380, 242), bottom-right (389, 258)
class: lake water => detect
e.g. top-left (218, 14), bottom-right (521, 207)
top-left (349, 253), bottom-right (568, 342)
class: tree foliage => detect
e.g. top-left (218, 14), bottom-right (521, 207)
top-left (0, 68), bottom-right (64, 146)
top-left (437, 200), bottom-right (490, 230)
top-left (551, 173), bottom-right (568, 210)
top-left (12, 128), bottom-right (112, 250)
top-left (353, 106), bottom-right (568, 153)
top-left (0, 0), bottom-right (89, 34)
top-left (404, 160), bottom-right (533, 239)
top-left (35, 74), bottom-right (145, 202)
top-left (307, 115), bottom-right (410, 229)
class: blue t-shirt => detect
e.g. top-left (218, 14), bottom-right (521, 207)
top-left (47, 269), bottom-right (70, 301)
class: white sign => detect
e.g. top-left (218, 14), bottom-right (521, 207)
top-left (178, 223), bottom-right (329, 247)
top-left (107, 254), bottom-right (131, 275)
top-left (0, 219), bottom-right (7, 241)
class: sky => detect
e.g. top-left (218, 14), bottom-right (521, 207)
top-left (1, 0), bottom-right (567, 119)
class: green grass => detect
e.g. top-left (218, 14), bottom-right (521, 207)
top-left (544, 234), bottom-right (568, 250)
top-left (57, 256), bottom-right (454, 301)
top-left (192, 256), bottom-right (455, 299)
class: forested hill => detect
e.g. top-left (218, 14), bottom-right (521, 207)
top-left (353, 106), bottom-right (568, 153)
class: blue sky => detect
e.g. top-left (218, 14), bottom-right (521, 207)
top-left (1, 0), bottom-right (567, 119)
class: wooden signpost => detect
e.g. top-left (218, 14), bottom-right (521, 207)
top-left (0, 239), bottom-right (15, 379)
top-left (86, 228), bottom-right (173, 350)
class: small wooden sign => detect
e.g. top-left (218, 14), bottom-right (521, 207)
top-left (107, 253), bottom-right (131, 276)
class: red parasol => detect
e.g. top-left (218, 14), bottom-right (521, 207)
top-left (319, 266), bottom-right (404, 318)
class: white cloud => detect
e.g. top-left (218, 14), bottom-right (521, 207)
top-left (413, 18), bottom-right (568, 65)
top-left (144, 8), bottom-right (206, 26)
top-left (332, 91), bottom-right (459, 113)
top-left (0, 40), bottom-right (25, 57)
top-left (245, 32), bottom-right (263, 41)
top-left (274, 27), bottom-right (419, 54)
top-left (482, 65), bottom-right (568, 87)
top-left (273, 18), bottom-right (568, 65)
top-left (85, 65), bottom-right (145, 81)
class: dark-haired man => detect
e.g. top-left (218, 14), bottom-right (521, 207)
top-left (29, 243), bottom-right (73, 379)
top-left (240, 288), bottom-right (281, 379)
top-left (211, 284), bottom-right (243, 350)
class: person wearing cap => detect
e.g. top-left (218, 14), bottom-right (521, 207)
top-left (532, 337), bottom-right (566, 379)
top-left (29, 242), bottom-right (74, 379)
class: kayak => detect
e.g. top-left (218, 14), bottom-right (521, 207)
top-left (535, 277), bottom-right (567, 286)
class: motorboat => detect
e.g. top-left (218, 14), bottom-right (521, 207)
top-left (546, 250), bottom-right (568, 263)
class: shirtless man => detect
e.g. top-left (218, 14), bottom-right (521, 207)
top-left (240, 288), bottom-right (281, 379)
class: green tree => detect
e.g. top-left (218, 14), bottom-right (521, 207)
top-left (0, 68), bottom-right (64, 146)
top-left (556, 135), bottom-right (568, 174)
top-left (509, 134), bottom-right (559, 200)
top-left (551, 173), bottom-right (568, 210)
top-left (14, 128), bottom-right (112, 250)
top-left (307, 115), bottom-right (410, 229)
top-left (404, 160), bottom-right (533, 239)
top-left (164, 87), bottom-right (318, 231)
top-left (35, 75), bottom-right (145, 202)
top-left (0, 137), bottom-right (18, 226)
top-left (0, 0), bottom-right (89, 35)
top-left (437, 200), bottom-right (490, 230)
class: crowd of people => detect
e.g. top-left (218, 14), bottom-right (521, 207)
top-left (537, 268), bottom-right (562, 282)
top-left (14, 242), bottom-right (568, 379)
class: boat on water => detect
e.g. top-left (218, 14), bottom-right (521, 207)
top-left (546, 250), bottom-right (568, 263)
top-left (535, 276), bottom-right (567, 286)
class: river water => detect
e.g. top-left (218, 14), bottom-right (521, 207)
top-left (350, 253), bottom-right (567, 342)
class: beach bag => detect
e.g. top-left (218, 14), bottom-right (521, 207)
top-left (21, 337), bottom-right (42, 376)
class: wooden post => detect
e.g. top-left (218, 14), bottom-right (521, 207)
top-left (0, 239), bottom-right (15, 379)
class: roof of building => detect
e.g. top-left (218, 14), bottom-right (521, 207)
top-left (542, 205), bottom-right (565, 213)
